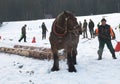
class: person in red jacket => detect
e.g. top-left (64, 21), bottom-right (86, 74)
top-left (95, 18), bottom-right (117, 60)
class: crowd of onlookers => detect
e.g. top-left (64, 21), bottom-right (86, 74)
top-left (79, 18), bottom-right (120, 60)
top-left (18, 22), bottom-right (48, 42)
top-left (79, 19), bottom-right (95, 39)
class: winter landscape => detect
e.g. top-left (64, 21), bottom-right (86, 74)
top-left (0, 13), bottom-right (120, 84)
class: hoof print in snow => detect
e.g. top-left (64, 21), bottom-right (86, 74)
top-left (29, 80), bottom-right (34, 84)
top-left (26, 70), bottom-right (34, 75)
top-left (19, 70), bottom-right (22, 73)
top-left (18, 65), bottom-right (23, 68)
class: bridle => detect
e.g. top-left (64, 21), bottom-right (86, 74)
top-left (53, 17), bottom-right (80, 37)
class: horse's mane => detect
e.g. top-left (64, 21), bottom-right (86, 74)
top-left (56, 12), bottom-right (65, 25)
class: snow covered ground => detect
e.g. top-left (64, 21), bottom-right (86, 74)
top-left (0, 13), bottom-right (120, 84)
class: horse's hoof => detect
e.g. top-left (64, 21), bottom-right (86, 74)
top-left (51, 67), bottom-right (59, 71)
top-left (68, 69), bottom-right (77, 72)
top-left (74, 62), bottom-right (77, 65)
top-left (68, 68), bottom-right (77, 72)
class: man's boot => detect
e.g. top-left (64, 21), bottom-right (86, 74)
top-left (97, 50), bottom-right (102, 60)
top-left (98, 55), bottom-right (102, 60)
top-left (112, 52), bottom-right (117, 59)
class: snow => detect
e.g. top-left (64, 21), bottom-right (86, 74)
top-left (0, 13), bottom-right (120, 84)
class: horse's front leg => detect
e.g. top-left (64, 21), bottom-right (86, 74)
top-left (51, 49), bottom-right (59, 71)
top-left (67, 50), bottom-right (77, 72)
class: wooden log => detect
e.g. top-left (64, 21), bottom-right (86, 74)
top-left (29, 50), bottom-right (53, 60)
top-left (0, 47), bottom-right (53, 60)
top-left (14, 45), bottom-right (53, 60)
top-left (0, 46), bottom-right (66, 60)
top-left (14, 45), bottom-right (51, 52)
top-left (0, 47), bottom-right (30, 57)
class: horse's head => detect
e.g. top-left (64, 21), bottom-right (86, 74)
top-left (63, 11), bottom-right (82, 36)
top-left (54, 11), bottom-right (82, 37)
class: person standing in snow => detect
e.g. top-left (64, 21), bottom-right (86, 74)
top-left (79, 21), bottom-right (82, 29)
top-left (82, 19), bottom-right (88, 38)
top-left (79, 21), bottom-right (82, 34)
top-left (0, 22), bottom-right (2, 27)
top-left (41, 22), bottom-right (48, 40)
top-left (88, 19), bottom-right (94, 38)
top-left (95, 18), bottom-right (117, 60)
top-left (18, 24), bottom-right (27, 42)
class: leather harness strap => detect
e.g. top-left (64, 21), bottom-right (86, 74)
top-left (53, 20), bottom-right (67, 37)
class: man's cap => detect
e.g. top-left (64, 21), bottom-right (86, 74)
top-left (101, 18), bottom-right (106, 22)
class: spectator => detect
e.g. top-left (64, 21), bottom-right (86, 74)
top-left (18, 24), bottom-right (27, 42)
top-left (88, 19), bottom-right (94, 38)
top-left (41, 22), bottom-right (48, 39)
top-left (82, 19), bottom-right (88, 38)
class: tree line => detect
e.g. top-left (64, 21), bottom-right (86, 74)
top-left (0, 0), bottom-right (120, 21)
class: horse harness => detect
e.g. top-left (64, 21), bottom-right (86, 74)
top-left (53, 17), bottom-right (80, 38)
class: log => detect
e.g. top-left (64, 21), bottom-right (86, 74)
top-left (14, 45), bottom-right (53, 60)
top-left (14, 45), bottom-right (66, 60)
top-left (0, 46), bottom-right (66, 60)
top-left (0, 47), bottom-right (53, 60)
top-left (14, 45), bottom-right (51, 52)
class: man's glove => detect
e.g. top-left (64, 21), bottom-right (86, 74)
top-left (97, 22), bottom-right (100, 27)
top-left (112, 36), bottom-right (116, 40)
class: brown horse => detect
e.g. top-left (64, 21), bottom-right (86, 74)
top-left (49, 11), bottom-right (82, 72)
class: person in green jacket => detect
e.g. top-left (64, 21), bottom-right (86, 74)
top-left (18, 24), bottom-right (27, 42)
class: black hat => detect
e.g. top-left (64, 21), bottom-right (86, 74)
top-left (101, 18), bottom-right (106, 22)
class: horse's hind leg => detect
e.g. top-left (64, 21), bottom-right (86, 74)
top-left (67, 50), bottom-right (76, 72)
top-left (51, 49), bottom-right (59, 71)
top-left (72, 49), bottom-right (77, 65)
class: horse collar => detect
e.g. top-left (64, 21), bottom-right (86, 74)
top-left (53, 20), bottom-right (67, 37)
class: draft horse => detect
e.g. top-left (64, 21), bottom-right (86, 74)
top-left (49, 11), bottom-right (82, 72)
